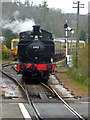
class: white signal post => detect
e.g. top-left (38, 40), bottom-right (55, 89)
top-left (66, 27), bottom-right (68, 63)
top-left (64, 20), bottom-right (74, 64)
top-left (64, 20), bottom-right (68, 64)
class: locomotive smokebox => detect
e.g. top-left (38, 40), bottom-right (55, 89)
top-left (33, 25), bottom-right (40, 35)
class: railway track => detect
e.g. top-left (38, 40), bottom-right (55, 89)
top-left (1, 62), bottom-right (86, 120)
top-left (48, 85), bottom-right (85, 120)
top-left (1, 62), bottom-right (56, 119)
top-left (1, 62), bottom-right (43, 119)
top-left (2, 61), bottom-right (17, 68)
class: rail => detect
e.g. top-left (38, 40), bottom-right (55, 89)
top-left (51, 87), bottom-right (85, 120)
top-left (24, 83), bottom-right (42, 120)
top-left (1, 62), bottom-right (42, 120)
top-left (1, 62), bottom-right (86, 120)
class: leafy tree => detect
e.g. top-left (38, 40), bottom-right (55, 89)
top-left (24, 0), bottom-right (30, 7)
top-left (39, 1), bottom-right (50, 29)
top-left (39, 0), bottom-right (49, 10)
top-left (2, 2), bottom-right (88, 38)
top-left (2, 29), bottom-right (19, 49)
top-left (79, 30), bottom-right (86, 41)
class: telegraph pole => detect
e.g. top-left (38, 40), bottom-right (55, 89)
top-left (73, 1), bottom-right (84, 68)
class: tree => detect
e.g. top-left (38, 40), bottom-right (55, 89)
top-left (2, 29), bottom-right (19, 49)
top-left (24, 0), bottom-right (30, 7)
top-left (79, 29), bottom-right (86, 41)
top-left (39, 0), bottom-right (49, 10)
top-left (2, 2), bottom-right (88, 38)
top-left (39, 1), bottom-right (50, 29)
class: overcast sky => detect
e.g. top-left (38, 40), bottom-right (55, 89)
top-left (19, 0), bottom-right (89, 14)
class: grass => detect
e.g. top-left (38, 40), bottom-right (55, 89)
top-left (65, 44), bottom-right (88, 91)
top-left (2, 58), bottom-right (12, 63)
top-left (66, 71), bottom-right (88, 91)
top-left (75, 81), bottom-right (88, 91)
top-left (56, 43), bottom-right (88, 91)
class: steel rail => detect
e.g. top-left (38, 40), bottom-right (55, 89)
top-left (2, 61), bottom-right (17, 68)
top-left (52, 87), bottom-right (85, 120)
top-left (1, 65), bottom-right (42, 120)
top-left (41, 81), bottom-right (85, 119)
top-left (11, 64), bottom-right (18, 72)
top-left (12, 64), bottom-right (84, 119)
top-left (1, 61), bottom-right (11, 66)
top-left (0, 68), bottom-right (25, 93)
top-left (40, 82), bottom-right (55, 95)
top-left (24, 83), bottom-right (42, 120)
top-left (1, 62), bottom-right (85, 119)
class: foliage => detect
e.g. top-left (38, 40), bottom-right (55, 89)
top-left (2, 2), bottom-right (88, 38)
top-left (0, 50), bottom-right (2, 64)
top-left (39, 0), bottom-right (49, 10)
top-left (2, 29), bottom-right (19, 49)
top-left (24, 0), bottom-right (30, 7)
top-left (2, 49), bottom-right (11, 60)
top-left (79, 29), bottom-right (86, 41)
top-left (67, 44), bottom-right (88, 86)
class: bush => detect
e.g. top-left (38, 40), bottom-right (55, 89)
top-left (2, 49), bottom-right (11, 59)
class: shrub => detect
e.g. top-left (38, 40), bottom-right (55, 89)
top-left (2, 49), bottom-right (11, 59)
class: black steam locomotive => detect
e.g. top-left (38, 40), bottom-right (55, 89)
top-left (17, 25), bottom-right (55, 82)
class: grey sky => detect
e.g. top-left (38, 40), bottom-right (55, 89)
top-left (19, 0), bottom-right (89, 14)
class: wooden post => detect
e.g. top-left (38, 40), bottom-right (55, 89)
top-left (73, 1), bottom-right (84, 68)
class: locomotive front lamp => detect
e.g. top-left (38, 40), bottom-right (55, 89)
top-left (35, 35), bottom-right (38, 40)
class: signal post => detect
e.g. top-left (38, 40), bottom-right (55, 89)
top-left (64, 20), bottom-right (74, 65)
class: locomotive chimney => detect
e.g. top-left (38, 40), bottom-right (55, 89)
top-left (33, 25), bottom-right (40, 35)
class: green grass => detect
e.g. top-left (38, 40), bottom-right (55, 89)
top-left (75, 81), bottom-right (88, 91)
top-left (56, 43), bottom-right (88, 91)
top-left (66, 70), bottom-right (88, 91)
top-left (70, 79), bottom-right (88, 91)
top-left (65, 44), bottom-right (88, 91)
top-left (2, 58), bottom-right (12, 63)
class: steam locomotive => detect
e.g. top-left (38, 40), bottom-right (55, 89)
top-left (17, 25), bottom-right (55, 82)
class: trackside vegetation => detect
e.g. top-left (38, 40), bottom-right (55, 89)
top-left (1, 49), bottom-right (11, 62)
top-left (66, 44), bottom-right (88, 90)
top-left (2, 49), bottom-right (11, 60)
